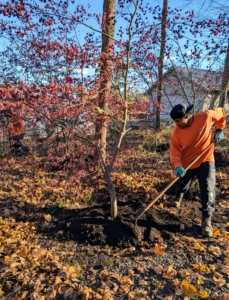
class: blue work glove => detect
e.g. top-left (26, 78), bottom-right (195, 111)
top-left (214, 129), bottom-right (224, 143)
top-left (175, 167), bottom-right (186, 177)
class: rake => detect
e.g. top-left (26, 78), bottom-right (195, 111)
top-left (135, 143), bottom-right (214, 226)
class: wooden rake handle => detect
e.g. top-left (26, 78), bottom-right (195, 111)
top-left (135, 143), bottom-right (214, 224)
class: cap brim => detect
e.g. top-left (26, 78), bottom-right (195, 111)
top-left (186, 104), bottom-right (194, 113)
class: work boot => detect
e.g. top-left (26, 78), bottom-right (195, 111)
top-left (202, 216), bottom-right (213, 237)
top-left (171, 196), bottom-right (183, 208)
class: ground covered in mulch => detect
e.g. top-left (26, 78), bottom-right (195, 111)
top-left (0, 139), bottom-right (229, 299)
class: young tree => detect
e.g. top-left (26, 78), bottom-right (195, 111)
top-left (156, 0), bottom-right (168, 130)
top-left (219, 39), bottom-right (229, 108)
top-left (96, 0), bottom-right (120, 218)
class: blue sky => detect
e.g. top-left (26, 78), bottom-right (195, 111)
top-left (66, 0), bottom-right (228, 69)
top-left (1, 0), bottom-right (227, 50)
top-left (1, 0), bottom-right (227, 40)
top-left (0, 0), bottom-right (228, 83)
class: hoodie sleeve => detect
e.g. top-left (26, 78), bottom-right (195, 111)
top-left (170, 133), bottom-right (183, 169)
top-left (208, 108), bottom-right (226, 130)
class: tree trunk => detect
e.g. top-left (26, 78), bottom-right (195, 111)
top-left (96, 0), bottom-right (116, 159)
top-left (219, 39), bottom-right (229, 108)
top-left (96, 0), bottom-right (117, 219)
top-left (104, 168), bottom-right (117, 218)
top-left (156, 0), bottom-right (168, 130)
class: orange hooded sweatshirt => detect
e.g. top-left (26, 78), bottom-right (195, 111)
top-left (170, 108), bottom-right (226, 170)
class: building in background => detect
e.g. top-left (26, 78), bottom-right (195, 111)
top-left (149, 66), bottom-right (229, 121)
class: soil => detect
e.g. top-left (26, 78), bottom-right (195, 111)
top-left (1, 147), bottom-right (229, 299)
top-left (35, 149), bottom-right (229, 248)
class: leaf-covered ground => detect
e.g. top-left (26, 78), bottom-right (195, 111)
top-left (0, 128), bottom-right (229, 300)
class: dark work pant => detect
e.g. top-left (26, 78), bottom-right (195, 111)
top-left (175, 161), bottom-right (215, 218)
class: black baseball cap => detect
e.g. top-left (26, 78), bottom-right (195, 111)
top-left (170, 104), bottom-right (194, 120)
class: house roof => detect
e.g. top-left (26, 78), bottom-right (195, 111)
top-left (150, 66), bottom-right (224, 92)
top-left (169, 66), bottom-right (222, 90)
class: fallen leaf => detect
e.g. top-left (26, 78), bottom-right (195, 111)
top-left (208, 245), bottom-right (222, 257)
top-left (100, 269), bottom-right (109, 279)
top-left (178, 269), bottom-right (189, 278)
top-left (121, 276), bottom-right (134, 285)
top-left (163, 265), bottom-right (177, 279)
top-left (223, 293), bottom-right (229, 300)
top-left (213, 275), bottom-right (225, 287)
top-left (153, 265), bottom-right (163, 275)
top-left (220, 264), bottom-right (229, 274)
top-left (43, 214), bottom-right (52, 222)
top-left (200, 264), bottom-right (210, 273)
top-left (224, 257), bottom-right (229, 265)
top-left (193, 242), bottom-right (205, 251)
top-left (181, 279), bottom-right (198, 298)
top-left (154, 244), bottom-right (164, 255)
top-left (20, 291), bottom-right (28, 299)
top-left (55, 276), bottom-right (62, 284)
top-left (3, 256), bottom-right (10, 263)
top-left (102, 292), bottom-right (113, 300)
top-left (128, 289), bottom-right (148, 299)
top-left (137, 266), bottom-right (148, 274)
top-left (120, 284), bottom-right (129, 293)
top-left (127, 291), bottom-right (136, 300)
top-left (197, 278), bottom-right (205, 285)
top-left (109, 272), bottom-right (121, 282)
top-left (213, 228), bottom-right (221, 237)
top-left (63, 290), bottom-right (77, 299)
top-left (128, 269), bottom-right (135, 276)
top-left (211, 292), bottom-right (219, 299)
top-left (67, 265), bottom-right (82, 278)
top-left (199, 290), bottom-right (209, 298)
top-left (10, 262), bottom-right (21, 268)
top-left (19, 246), bottom-right (28, 258)
top-left (143, 241), bottom-right (150, 248)
top-left (158, 203), bottom-right (164, 209)
top-left (139, 279), bottom-right (148, 286)
top-left (113, 247), bottom-right (135, 257)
